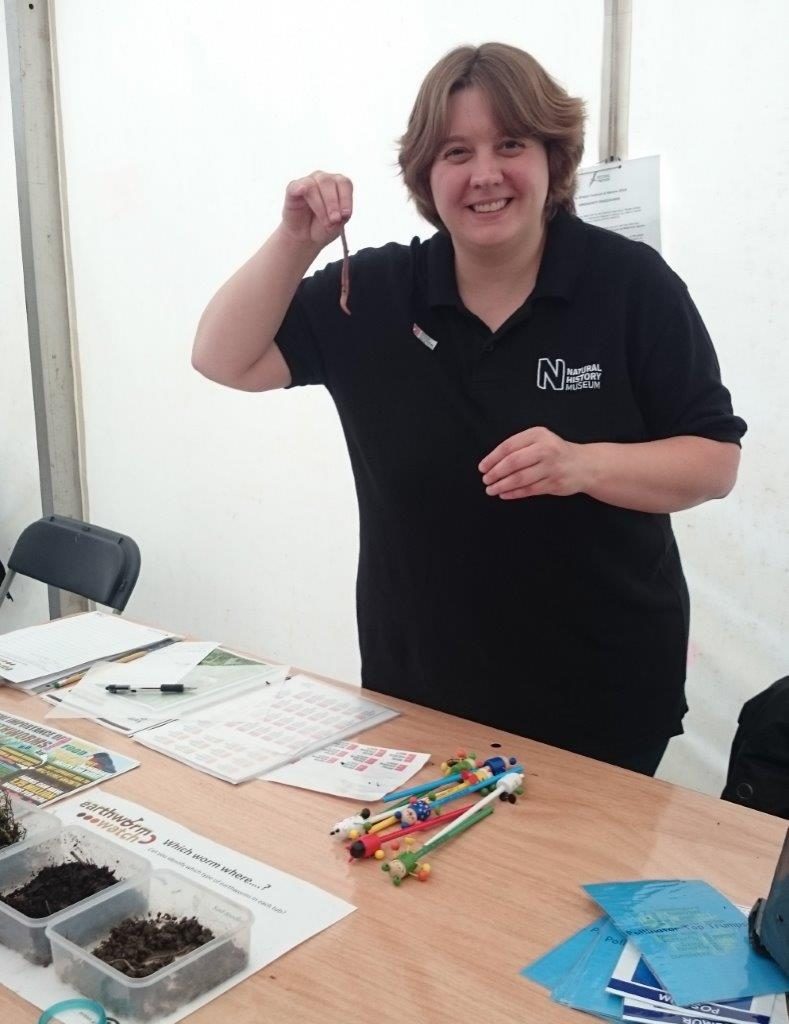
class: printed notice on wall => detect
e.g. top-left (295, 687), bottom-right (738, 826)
top-left (576, 155), bottom-right (661, 252)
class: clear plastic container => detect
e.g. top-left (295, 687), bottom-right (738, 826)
top-left (0, 825), bottom-right (150, 965)
top-left (0, 795), bottom-right (61, 859)
top-left (47, 869), bottom-right (252, 1021)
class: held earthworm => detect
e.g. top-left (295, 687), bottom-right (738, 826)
top-left (339, 226), bottom-right (351, 315)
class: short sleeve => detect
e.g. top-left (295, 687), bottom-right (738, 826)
top-left (275, 257), bottom-right (345, 388)
top-left (632, 282), bottom-right (747, 444)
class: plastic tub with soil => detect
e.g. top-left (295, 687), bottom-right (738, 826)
top-left (0, 824), bottom-right (150, 964)
top-left (47, 869), bottom-right (252, 1021)
top-left (0, 791), bottom-right (61, 858)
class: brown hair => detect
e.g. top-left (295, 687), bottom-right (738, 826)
top-left (398, 42), bottom-right (585, 229)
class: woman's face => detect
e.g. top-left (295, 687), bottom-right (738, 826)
top-left (429, 86), bottom-right (550, 256)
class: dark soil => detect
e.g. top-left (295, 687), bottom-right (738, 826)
top-left (63, 911), bottom-right (248, 1020)
top-left (0, 859), bottom-right (118, 918)
top-left (91, 913), bottom-right (215, 978)
top-left (0, 791), bottom-right (27, 850)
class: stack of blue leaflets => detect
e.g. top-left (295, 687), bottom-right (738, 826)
top-left (521, 880), bottom-right (789, 1023)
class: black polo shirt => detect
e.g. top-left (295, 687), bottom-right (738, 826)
top-left (275, 210), bottom-right (746, 760)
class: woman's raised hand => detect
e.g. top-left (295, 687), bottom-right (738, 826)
top-left (281, 172), bottom-right (353, 247)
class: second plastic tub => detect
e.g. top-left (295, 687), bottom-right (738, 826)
top-left (47, 869), bottom-right (252, 1021)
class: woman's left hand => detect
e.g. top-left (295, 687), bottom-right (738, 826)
top-left (478, 426), bottom-right (590, 500)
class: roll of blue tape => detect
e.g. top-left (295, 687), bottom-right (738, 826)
top-left (38, 997), bottom-right (110, 1024)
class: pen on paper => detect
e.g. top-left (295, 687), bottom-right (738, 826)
top-left (105, 684), bottom-right (197, 695)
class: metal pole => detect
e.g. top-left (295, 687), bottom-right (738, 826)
top-left (4, 0), bottom-right (87, 617)
top-left (599, 0), bottom-right (633, 162)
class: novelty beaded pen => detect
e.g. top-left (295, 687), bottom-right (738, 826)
top-left (429, 765), bottom-right (524, 812)
top-left (427, 772), bottom-right (523, 847)
top-left (329, 798), bottom-right (413, 840)
top-left (381, 755), bottom-right (517, 802)
top-left (347, 804), bottom-right (475, 859)
top-left (382, 804), bottom-right (495, 885)
top-left (381, 769), bottom-right (479, 803)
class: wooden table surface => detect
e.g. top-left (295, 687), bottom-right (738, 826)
top-left (0, 680), bottom-right (786, 1024)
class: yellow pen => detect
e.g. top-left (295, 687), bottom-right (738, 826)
top-left (48, 649), bottom-right (152, 690)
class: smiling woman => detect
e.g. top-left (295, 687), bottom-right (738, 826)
top-left (192, 42), bottom-right (746, 777)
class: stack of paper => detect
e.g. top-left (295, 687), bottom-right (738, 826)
top-left (42, 643), bottom-right (288, 735)
top-left (0, 611), bottom-right (176, 693)
top-left (522, 880), bottom-right (789, 1023)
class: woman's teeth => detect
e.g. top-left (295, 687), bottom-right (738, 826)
top-left (471, 198), bottom-right (509, 213)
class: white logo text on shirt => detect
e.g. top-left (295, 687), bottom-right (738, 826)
top-left (536, 357), bottom-right (602, 391)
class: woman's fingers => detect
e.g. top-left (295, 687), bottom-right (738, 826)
top-left (478, 427), bottom-right (584, 499)
top-left (314, 172), bottom-right (353, 227)
top-left (336, 176), bottom-right (353, 220)
top-left (481, 444), bottom-right (542, 486)
top-left (485, 464), bottom-right (547, 496)
top-left (286, 172), bottom-right (353, 234)
top-left (286, 174), bottom-right (331, 231)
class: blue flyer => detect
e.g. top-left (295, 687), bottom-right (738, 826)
top-left (583, 880), bottom-right (789, 1005)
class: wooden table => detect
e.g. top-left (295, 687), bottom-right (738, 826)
top-left (0, 681), bottom-right (786, 1023)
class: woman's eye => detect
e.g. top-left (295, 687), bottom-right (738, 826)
top-left (444, 147), bottom-right (468, 159)
top-left (500, 139), bottom-right (525, 151)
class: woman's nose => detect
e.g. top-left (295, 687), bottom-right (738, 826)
top-left (469, 155), bottom-right (504, 188)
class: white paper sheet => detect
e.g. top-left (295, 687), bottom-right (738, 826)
top-left (262, 741), bottom-right (430, 799)
top-left (576, 155), bottom-right (661, 251)
top-left (0, 788), bottom-right (354, 1024)
top-left (0, 612), bottom-right (174, 685)
top-left (91, 640), bottom-right (219, 686)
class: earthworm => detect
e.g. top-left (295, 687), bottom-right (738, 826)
top-left (339, 226), bottom-right (351, 315)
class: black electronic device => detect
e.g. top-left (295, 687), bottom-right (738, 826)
top-left (749, 827), bottom-right (789, 995)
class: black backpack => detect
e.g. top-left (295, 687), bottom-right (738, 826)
top-left (722, 676), bottom-right (789, 819)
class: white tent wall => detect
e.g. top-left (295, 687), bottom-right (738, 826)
top-left (0, 15), bottom-right (48, 630)
top-left (628, 0), bottom-right (789, 792)
top-left (8, 0), bottom-right (781, 794)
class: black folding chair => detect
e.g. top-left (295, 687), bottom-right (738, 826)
top-left (721, 676), bottom-right (789, 819)
top-left (0, 515), bottom-right (141, 614)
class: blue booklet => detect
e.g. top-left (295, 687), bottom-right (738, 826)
top-left (521, 916), bottom-right (607, 990)
top-left (608, 936), bottom-right (776, 1024)
top-left (583, 879), bottom-right (789, 1006)
top-left (550, 918), bottom-right (627, 1019)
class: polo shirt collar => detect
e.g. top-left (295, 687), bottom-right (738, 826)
top-left (532, 207), bottom-right (588, 301)
top-left (426, 207), bottom-right (588, 308)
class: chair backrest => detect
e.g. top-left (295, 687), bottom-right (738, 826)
top-left (5, 515), bottom-right (141, 613)
top-left (721, 676), bottom-right (789, 819)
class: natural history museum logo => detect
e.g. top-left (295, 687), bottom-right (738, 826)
top-left (536, 357), bottom-right (602, 391)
